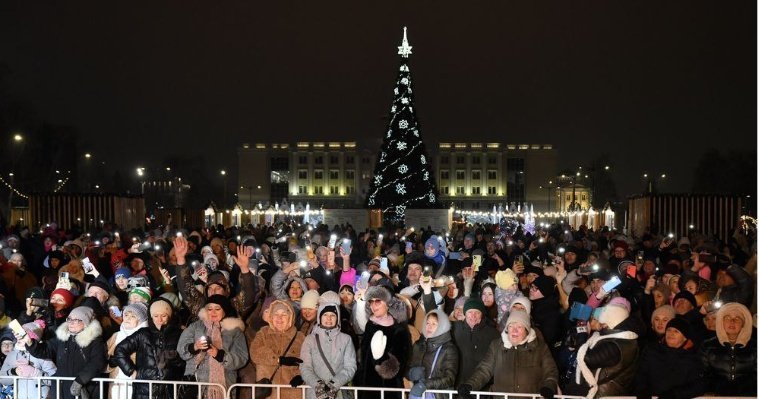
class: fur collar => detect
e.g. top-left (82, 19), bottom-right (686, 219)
top-left (56, 320), bottom-right (103, 348)
top-left (197, 308), bottom-right (245, 332)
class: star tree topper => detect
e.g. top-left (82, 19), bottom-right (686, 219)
top-left (398, 27), bottom-right (412, 57)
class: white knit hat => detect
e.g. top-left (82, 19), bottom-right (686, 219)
top-left (598, 303), bottom-right (629, 329)
top-left (301, 289), bottom-right (320, 310)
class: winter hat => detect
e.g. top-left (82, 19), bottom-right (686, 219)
top-left (22, 320), bottom-right (46, 341)
top-left (510, 296), bottom-right (532, 315)
top-left (367, 258), bottom-right (382, 270)
top-left (424, 236), bottom-right (443, 256)
top-left (651, 305), bottom-right (676, 325)
top-left (617, 260), bottom-right (636, 276)
top-left (88, 280), bottom-right (111, 297)
top-left (532, 275), bottom-right (557, 297)
top-left (463, 298), bottom-right (487, 315)
top-left (666, 316), bottom-right (694, 342)
top-left (51, 288), bottom-right (75, 308)
top-left (319, 290), bottom-right (341, 307)
top-left (319, 305), bottom-right (339, 328)
top-left (48, 250), bottom-right (66, 264)
top-left (598, 304), bottom-right (629, 329)
top-left (506, 309), bottom-right (531, 330)
top-left (114, 267), bottom-right (131, 280)
top-left (673, 291), bottom-right (697, 309)
top-left (364, 285), bottom-right (392, 304)
top-left (200, 245), bottom-right (213, 257)
top-left (203, 253), bottom-right (220, 270)
top-left (69, 306), bottom-right (95, 326)
top-left (206, 271), bottom-right (230, 292)
top-left (612, 240), bottom-right (629, 251)
top-left (159, 292), bottom-right (181, 310)
top-left (150, 299), bottom-right (173, 317)
top-left (464, 233), bottom-right (475, 242)
top-left (677, 237), bottom-right (691, 247)
top-left (129, 286), bottom-right (152, 302)
top-left (608, 296), bottom-right (631, 313)
top-left (267, 299), bottom-right (295, 330)
top-left (715, 302), bottom-right (753, 347)
top-left (301, 290), bottom-right (320, 310)
top-left (123, 303), bottom-right (149, 323)
top-left (0, 330), bottom-right (14, 345)
top-left (338, 284), bottom-right (354, 295)
top-left (25, 287), bottom-right (45, 300)
top-left (495, 268), bottom-right (518, 290)
top-left (423, 309), bottom-right (451, 339)
top-left (205, 294), bottom-right (237, 318)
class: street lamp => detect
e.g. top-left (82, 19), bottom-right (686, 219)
top-left (220, 170), bottom-right (227, 208)
top-left (13, 134), bottom-right (22, 142)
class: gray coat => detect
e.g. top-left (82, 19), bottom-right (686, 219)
top-left (299, 304), bottom-right (357, 399)
top-left (0, 347), bottom-right (57, 399)
top-left (177, 308), bottom-right (249, 389)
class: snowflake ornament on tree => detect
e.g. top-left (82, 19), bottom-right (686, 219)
top-left (374, 175), bottom-right (383, 185)
top-left (420, 155), bottom-right (426, 164)
top-left (429, 193), bottom-right (435, 203)
top-left (401, 97), bottom-right (409, 104)
top-left (396, 205), bottom-right (406, 215)
top-left (398, 120), bottom-right (408, 129)
top-left (401, 77), bottom-right (409, 85)
top-left (423, 171), bottom-right (429, 181)
top-left (396, 183), bottom-right (407, 195)
top-left (397, 141), bottom-right (407, 150)
top-left (398, 164), bottom-right (408, 174)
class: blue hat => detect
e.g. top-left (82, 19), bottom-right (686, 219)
top-left (115, 267), bottom-right (131, 280)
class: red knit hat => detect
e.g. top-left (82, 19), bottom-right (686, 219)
top-left (51, 288), bottom-right (75, 308)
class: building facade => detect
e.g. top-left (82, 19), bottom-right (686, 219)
top-left (237, 141), bottom-right (557, 211)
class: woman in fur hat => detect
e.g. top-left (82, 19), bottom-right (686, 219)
top-left (299, 299), bottom-right (357, 399)
top-left (250, 299), bottom-right (306, 399)
top-left (407, 309), bottom-right (459, 399)
top-left (177, 295), bottom-right (249, 399)
top-left (25, 306), bottom-right (107, 399)
top-left (353, 285), bottom-right (411, 399)
top-left (112, 298), bottom-right (185, 399)
top-left (106, 303), bottom-right (149, 399)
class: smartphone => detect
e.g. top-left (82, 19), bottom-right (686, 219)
top-left (558, 247), bottom-right (566, 255)
top-left (110, 306), bottom-right (122, 317)
top-left (569, 302), bottom-right (593, 321)
top-left (60, 272), bottom-right (70, 280)
top-left (8, 320), bottom-right (25, 337)
top-left (698, 253), bottom-right (717, 264)
top-left (636, 251), bottom-right (644, 265)
top-left (472, 255), bottom-right (482, 272)
top-left (405, 241), bottom-right (413, 251)
top-left (448, 252), bottom-right (462, 260)
top-left (627, 264), bottom-right (638, 278)
top-left (30, 298), bottom-right (49, 307)
top-left (380, 257), bottom-right (388, 270)
top-left (341, 239), bottom-right (352, 254)
top-left (602, 276), bottom-right (622, 292)
top-left (328, 234), bottom-right (337, 249)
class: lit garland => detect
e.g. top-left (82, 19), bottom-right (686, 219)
top-left (0, 175), bottom-right (29, 199)
top-left (53, 176), bottom-right (71, 193)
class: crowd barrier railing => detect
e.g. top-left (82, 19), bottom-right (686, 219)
top-left (0, 375), bottom-right (225, 399)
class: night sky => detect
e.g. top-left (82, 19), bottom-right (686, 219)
top-left (0, 1), bottom-right (755, 198)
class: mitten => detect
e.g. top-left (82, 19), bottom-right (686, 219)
top-left (410, 381), bottom-right (426, 397)
top-left (289, 375), bottom-right (304, 388)
top-left (370, 330), bottom-right (387, 360)
top-left (279, 356), bottom-right (303, 366)
top-left (457, 384), bottom-right (472, 399)
top-left (407, 366), bottom-right (425, 382)
top-left (539, 387), bottom-right (554, 399)
top-left (70, 381), bottom-right (83, 396)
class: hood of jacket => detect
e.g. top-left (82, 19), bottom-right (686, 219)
top-left (313, 299), bottom-right (341, 332)
top-left (423, 309), bottom-right (452, 339)
top-left (501, 326), bottom-right (537, 349)
top-left (56, 319), bottom-right (103, 348)
top-left (280, 276), bottom-right (308, 301)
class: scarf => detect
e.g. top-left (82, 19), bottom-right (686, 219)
top-left (574, 330), bottom-right (637, 399)
top-left (370, 314), bottom-right (394, 327)
top-left (113, 321), bottom-right (149, 378)
top-left (200, 320), bottom-right (225, 399)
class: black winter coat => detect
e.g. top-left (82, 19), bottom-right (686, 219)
top-left (408, 332), bottom-right (459, 399)
top-left (354, 319), bottom-right (411, 399)
top-left (634, 341), bottom-right (706, 398)
top-left (450, 320), bottom-right (499, 385)
top-left (700, 333), bottom-right (757, 396)
top-left (27, 320), bottom-right (107, 399)
top-left (113, 322), bottom-right (186, 399)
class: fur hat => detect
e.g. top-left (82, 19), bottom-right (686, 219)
top-left (506, 309), bottom-right (531, 330)
top-left (69, 306), bottom-right (95, 326)
top-left (364, 285), bottom-right (392, 304)
top-left (123, 303), bottom-right (149, 323)
top-left (598, 303), bottom-right (629, 329)
top-left (205, 294), bottom-right (237, 318)
top-left (651, 305), bottom-right (676, 325)
top-left (301, 290), bottom-right (320, 310)
top-left (206, 271), bottom-right (230, 292)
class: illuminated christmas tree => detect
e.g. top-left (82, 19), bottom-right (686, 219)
top-left (365, 27), bottom-right (439, 220)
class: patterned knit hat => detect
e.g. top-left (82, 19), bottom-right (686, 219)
top-left (22, 320), bottom-right (46, 341)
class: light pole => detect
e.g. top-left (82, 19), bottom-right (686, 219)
top-left (220, 170), bottom-right (227, 208)
top-left (7, 134), bottom-right (24, 224)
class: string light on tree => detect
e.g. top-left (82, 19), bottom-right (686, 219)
top-left (365, 27), bottom-right (440, 220)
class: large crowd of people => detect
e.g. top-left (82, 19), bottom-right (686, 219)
top-left (0, 218), bottom-right (755, 399)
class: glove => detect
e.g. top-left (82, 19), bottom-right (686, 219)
top-left (70, 381), bottom-right (83, 396)
top-left (370, 330), bottom-right (387, 360)
top-left (289, 375), bottom-right (304, 387)
top-left (279, 356), bottom-right (303, 366)
top-left (15, 364), bottom-right (40, 377)
top-left (315, 380), bottom-right (331, 399)
top-left (539, 387), bottom-right (555, 399)
top-left (457, 384), bottom-right (472, 399)
top-left (410, 381), bottom-right (426, 397)
top-left (407, 366), bottom-right (425, 382)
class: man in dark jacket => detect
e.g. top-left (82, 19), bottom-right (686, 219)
top-left (450, 298), bottom-right (499, 385)
top-left (715, 264), bottom-right (753, 307)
